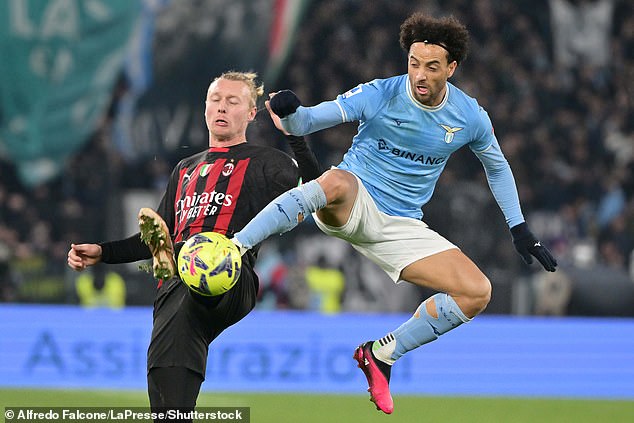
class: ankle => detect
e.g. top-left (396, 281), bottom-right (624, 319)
top-left (372, 337), bottom-right (396, 365)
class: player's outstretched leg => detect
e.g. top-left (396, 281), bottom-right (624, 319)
top-left (138, 207), bottom-right (177, 280)
top-left (353, 341), bottom-right (393, 414)
top-left (232, 179), bottom-right (327, 253)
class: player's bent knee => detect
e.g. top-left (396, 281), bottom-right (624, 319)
top-left (470, 275), bottom-right (492, 315)
top-left (458, 275), bottom-right (491, 318)
top-left (478, 276), bottom-right (492, 307)
top-left (317, 169), bottom-right (357, 203)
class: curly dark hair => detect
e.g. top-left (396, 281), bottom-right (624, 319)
top-left (399, 13), bottom-right (469, 64)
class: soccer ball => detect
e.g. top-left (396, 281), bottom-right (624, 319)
top-left (177, 232), bottom-right (242, 296)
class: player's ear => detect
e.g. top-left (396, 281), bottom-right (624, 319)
top-left (447, 60), bottom-right (458, 78)
top-left (247, 106), bottom-right (257, 121)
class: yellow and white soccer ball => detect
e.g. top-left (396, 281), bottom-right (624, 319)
top-left (177, 232), bottom-right (242, 296)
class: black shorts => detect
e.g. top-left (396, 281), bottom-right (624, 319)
top-left (147, 261), bottom-right (258, 377)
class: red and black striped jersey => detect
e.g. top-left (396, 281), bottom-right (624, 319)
top-left (158, 142), bottom-right (308, 243)
top-left (100, 136), bottom-right (320, 264)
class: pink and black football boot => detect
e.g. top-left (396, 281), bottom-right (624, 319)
top-left (353, 341), bottom-right (394, 414)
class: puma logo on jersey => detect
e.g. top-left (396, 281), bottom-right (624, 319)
top-left (439, 124), bottom-right (463, 144)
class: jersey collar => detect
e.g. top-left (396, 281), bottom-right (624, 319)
top-left (405, 78), bottom-right (450, 112)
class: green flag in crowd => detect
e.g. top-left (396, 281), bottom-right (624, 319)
top-left (0, 0), bottom-right (140, 186)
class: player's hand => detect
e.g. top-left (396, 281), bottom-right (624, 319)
top-left (265, 93), bottom-right (290, 135)
top-left (67, 243), bottom-right (102, 271)
top-left (268, 89), bottom-right (301, 118)
top-left (510, 223), bottom-right (557, 272)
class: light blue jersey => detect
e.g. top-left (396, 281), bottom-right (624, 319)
top-left (282, 74), bottom-right (524, 227)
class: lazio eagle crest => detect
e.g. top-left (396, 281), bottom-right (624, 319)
top-left (439, 124), bottom-right (463, 144)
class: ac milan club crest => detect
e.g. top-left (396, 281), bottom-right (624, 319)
top-left (222, 162), bottom-right (234, 176)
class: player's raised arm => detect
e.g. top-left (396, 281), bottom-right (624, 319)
top-left (268, 89), bottom-right (346, 136)
top-left (265, 93), bottom-right (322, 182)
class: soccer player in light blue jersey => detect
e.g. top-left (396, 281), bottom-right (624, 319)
top-left (232, 13), bottom-right (557, 413)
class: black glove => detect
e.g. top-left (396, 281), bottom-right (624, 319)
top-left (270, 90), bottom-right (301, 118)
top-left (510, 222), bottom-right (557, 272)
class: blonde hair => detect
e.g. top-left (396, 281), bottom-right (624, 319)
top-left (212, 71), bottom-right (264, 108)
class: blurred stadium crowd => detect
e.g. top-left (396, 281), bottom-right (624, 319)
top-left (0, 0), bottom-right (632, 315)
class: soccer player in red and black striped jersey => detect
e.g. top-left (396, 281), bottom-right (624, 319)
top-left (67, 71), bottom-right (321, 420)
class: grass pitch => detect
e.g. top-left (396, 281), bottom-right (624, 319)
top-left (0, 389), bottom-right (633, 422)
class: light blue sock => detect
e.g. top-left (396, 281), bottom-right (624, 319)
top-left (234, 180), bottom-right (327, 249)
top-left (372, 293), bottom-right (471, 364)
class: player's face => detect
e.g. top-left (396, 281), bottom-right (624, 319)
top-left (205, 79), bottom-right (257, 146)
top-left (407, 42), bottom-right (457, 107)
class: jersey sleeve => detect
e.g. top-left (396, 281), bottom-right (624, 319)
top-left (281, 80), bottom-right (383, 135)
top-left (470, 107), bottom-right (525, 228)
top-left (333, 80), bottom-right (383, 122)
top-left (100, 164), bottom-right (184, 264)
top-left (285, 135), bottom-right (322, 182)
top-left (156, 164), bottom-right (180, 234)
top-left (265, 151), bottom-right (303, 197)
top-left (99, 233), bottom-right (150, 264)
top-left (468, 106), bottom-right (496, 154)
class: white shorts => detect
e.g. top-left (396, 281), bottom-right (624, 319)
top-left (313, 173), bottom-right (458, 283)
